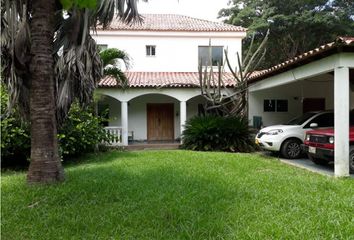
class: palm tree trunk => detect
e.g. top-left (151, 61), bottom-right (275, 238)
top-left (27, 0), bottom-right (64, 183)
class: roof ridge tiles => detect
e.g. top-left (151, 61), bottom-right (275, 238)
top-left (97, 13), bottom-right (246, 32)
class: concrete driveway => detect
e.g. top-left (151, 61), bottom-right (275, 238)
top-left (260, 152), bottom-right (354, 178)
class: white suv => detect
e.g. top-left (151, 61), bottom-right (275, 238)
top-left (255, 111), bottom-right (334, 159)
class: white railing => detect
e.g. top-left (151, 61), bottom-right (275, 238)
top-left (104, 126), bottom-right (123, 146)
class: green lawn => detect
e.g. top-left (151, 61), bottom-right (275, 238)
top-left (1, 150), bottom-right (353, 239)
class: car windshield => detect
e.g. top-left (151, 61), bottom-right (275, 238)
top-left (285, 112), bottom-right (317, 125)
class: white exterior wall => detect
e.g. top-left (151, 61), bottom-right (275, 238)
top-left (249, 81), bottom-right (354, 127)
top-left (93, 31), bottom-right (244, 72)
top-left (94, 26), bottom-right (245, 142)
top-left (98, 90), bottom-right (207, 141)
top-left (248, 74), bottom-right (336, 127)
top-left (248, 53), bottom-right (354, 128)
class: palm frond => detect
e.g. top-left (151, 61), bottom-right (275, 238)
top-left (93, 0), bottom-right (144, 29)
top-left (55, 35), bottom-right (103, 125)
top-left (99, 48), bottom-right (130, 68)
top-left (2, 0), bottom-right (142, 123)
top-left (103, 67), bottom-right (128, 88)
top-left (1, 0), bottom-right (31, 119)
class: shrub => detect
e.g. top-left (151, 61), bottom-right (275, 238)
top-left (0, 86), bottom-right (31, 163)
top-left (1, 84), bottom-right (110, 162)
top-left (1, 116), bottom-right (31, 159)
top-left (181, 115), bottom-right (256, 152)
top-left (58, 103), bottom-right (111, 157)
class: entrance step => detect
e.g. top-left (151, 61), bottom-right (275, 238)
top-left (126, 143), bottom-right (181, 151)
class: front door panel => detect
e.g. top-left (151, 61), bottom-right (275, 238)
top-left (147, 104), bottom-right (174, 141)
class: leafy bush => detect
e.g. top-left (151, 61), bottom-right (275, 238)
top-left (1, 116), bottom-right (31, 158)
top-left (1, 86), bottom-right (31, 162)
top-left (181, 115), bottom-right (255, 152)
top-left (1, 84), bottom-right (110, 162)
top-left (58, 103), bottom-right (110, 157)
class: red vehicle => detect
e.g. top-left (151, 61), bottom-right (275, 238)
top-left (303, 124), bottom-right (354, 173)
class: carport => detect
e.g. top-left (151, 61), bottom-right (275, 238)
top-left (248, 37), bottom-right (354, 177)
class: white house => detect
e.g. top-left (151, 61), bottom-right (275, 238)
top-left (247, 36), bottom-right (354, 177)
top-left (93, 14), bottom-right (353, 176)
top-left (93, 14), bottom-right (246, 145)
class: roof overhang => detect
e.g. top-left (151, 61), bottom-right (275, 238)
top-left (248, 52), bottom-right (354, 93)
top-left (98, 72), bottom-right (237, 88)
top-left (248, 37), bottom-right (354, 86)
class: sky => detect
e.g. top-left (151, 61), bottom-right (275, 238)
top-left (138, 0), bottom-right (231, 22)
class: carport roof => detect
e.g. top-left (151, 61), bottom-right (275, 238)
top-left (249, 36), bottom-right (354, 84)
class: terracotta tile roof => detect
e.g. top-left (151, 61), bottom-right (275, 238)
top-left (249, 36), bottom-right (354, 84)
top-left (99, 72), bottom-right (237, 88)
top-left (99, 14), bottom-right (246, 32)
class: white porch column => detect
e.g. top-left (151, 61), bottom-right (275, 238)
top-left (334, 67), bottom-right (350, 177)
top-left (180, 101), bottom-right (187, 141)
top-left (121, 101), bottom-right (128, 146)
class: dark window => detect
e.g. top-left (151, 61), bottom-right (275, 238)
top-left (276, 100), bottom-right (288, 112)
top-left (198, 104), bottom-right (205, 116)
top-left (264, 99), bottom-right (276, 112)
top-left (98, 103), bottom-right (109, 127)
top-left (305, 113), bottom-right (334, 128)
top-left (146, 45), bottom-right (156, 56)
top-left (198, 46), bottom-right (223, 66)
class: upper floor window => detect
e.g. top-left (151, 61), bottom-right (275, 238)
top-left (198, 46), bottom-right (223, 66)
top-left (146, 45), bottom-right (156, 56)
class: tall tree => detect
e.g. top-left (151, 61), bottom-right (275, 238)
top-left (1, 0), bottom-right (142, 184)
top-left (219, 0), bottom-right (354, 68)
top-left (199, 31), bottom-right (269, 117)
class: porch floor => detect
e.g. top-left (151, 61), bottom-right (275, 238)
top-left (126, 141), bottom-right (181, 151)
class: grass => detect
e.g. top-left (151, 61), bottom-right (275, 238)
top-left (1, 150), bottom-right (354, 239)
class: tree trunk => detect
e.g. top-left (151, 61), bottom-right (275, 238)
top-left (27, 0), bottom-right (65, 184)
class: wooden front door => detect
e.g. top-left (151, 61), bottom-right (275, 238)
top-left (303, 98), bottom-right (326, 113)
top-left (147, 103), bottom-right (174, 141)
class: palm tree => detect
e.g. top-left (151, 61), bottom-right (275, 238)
top-left (1, 0), bottom-right (142, 184)
top-left (100, 48), bottom-right (131, 87)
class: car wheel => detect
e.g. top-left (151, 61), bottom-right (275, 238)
top-left (281, 139), bottom-right (302, 159)
top-left (350, 146), bottom-right (354, 174)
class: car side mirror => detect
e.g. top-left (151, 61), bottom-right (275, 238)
top-left (310, 123), bottom-right (318, 128)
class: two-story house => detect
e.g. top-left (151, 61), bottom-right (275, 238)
top-left (93, 14), bottom-right (246, 146)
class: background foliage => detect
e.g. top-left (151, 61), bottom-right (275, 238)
top-left (219, 0), bottom-right (354, 68)
top-left (181, 115), bottom-right (255, 152)
top-left (1, 86), bottom-right (30, 163)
